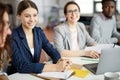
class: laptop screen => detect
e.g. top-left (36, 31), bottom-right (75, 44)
top-left (84, 48), bottom-right (120, 75)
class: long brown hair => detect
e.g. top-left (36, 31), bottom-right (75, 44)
top-left (0, 2), bottom-right (11, 69)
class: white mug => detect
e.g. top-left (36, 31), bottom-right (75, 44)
top-left (104, 72), bottom-right (119, 80)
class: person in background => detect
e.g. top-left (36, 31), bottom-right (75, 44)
top-left (7, 0), bottom-right (71, 75)
top-left (0, 2), bottom-right (12, 80)
top-left (90, 0), bottom-right (120, 44)
top-left (54, 1), bottom-right (99, 58)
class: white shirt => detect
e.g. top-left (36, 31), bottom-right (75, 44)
top-left (30, 48), bottom-right (34, 56)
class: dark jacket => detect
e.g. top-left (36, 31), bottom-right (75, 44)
top-left (7, 25), bottom-right (61, 74)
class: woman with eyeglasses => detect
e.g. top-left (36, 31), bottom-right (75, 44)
top-left (0, 2), bottom-right (12, 80)
top-left (54, 1), bottom-right (99, 58)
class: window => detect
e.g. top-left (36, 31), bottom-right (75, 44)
top-left (94, 1), bottom-right (102, 13)
top-left (75, 0), bottom-right (93, 16)
top-left (117, 0), bottom-right (120, 13)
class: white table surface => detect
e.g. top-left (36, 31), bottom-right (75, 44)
top-left (8, 57), bottom-right (120, 80)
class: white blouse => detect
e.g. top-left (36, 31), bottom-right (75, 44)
top-left (30, 48), bottom-right (34, 56)
top-left (71, 30), bottom-right (80, 51)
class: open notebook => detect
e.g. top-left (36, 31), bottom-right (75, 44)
top-left (35, 64), bottom-right (82, 79)
top-left (37, 70), bottom-right (74, 79)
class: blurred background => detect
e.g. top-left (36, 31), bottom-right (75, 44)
top-left (0, 0), bottom-right (120, 34)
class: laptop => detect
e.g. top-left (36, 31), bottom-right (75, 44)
top-left (84, 48), bottom-right (120, 75)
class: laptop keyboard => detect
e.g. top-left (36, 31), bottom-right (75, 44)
top-left (91, 66), bottom-right (97, 72)
top-left (84, 63), bottom-right (98, 73)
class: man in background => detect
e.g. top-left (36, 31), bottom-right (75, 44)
top-left (90, 0), bottom-right (120, 44)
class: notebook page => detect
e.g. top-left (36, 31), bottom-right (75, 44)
top-left (37, 70), bottom-right (73, 79)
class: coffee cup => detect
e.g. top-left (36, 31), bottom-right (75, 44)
top-left (104, 72), bottom-right (119, 80)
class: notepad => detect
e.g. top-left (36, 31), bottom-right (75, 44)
top-left (37, 70), bottom-right (74, 79)
top-left (70, 68), bottom-right (89, 78)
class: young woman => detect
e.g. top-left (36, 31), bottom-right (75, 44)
top-left (54, 1), bottom-right (99, 58)
top-left (0, 2), bottom-right (12, 80)
top-left (7, 0), bottom-right (71, 75)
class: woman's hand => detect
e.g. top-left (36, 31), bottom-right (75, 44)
top-left (56, 59), bottom-right (72, 72)
top-left (42, 59), bottom-right (72, 72)
top-left (84, 50), bottom-right (100, 59)
top-left (0, 74), bottom-right (8, 80)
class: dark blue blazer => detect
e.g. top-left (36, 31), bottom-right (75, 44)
top-left (8, 25), bottom-right (61, 74)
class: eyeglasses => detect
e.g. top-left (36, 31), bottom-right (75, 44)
top-left (67, 9), bottom-right (79, 14)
